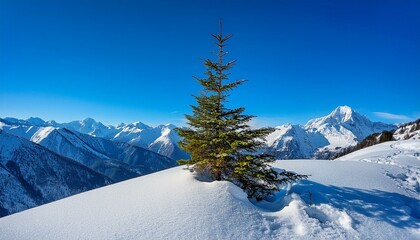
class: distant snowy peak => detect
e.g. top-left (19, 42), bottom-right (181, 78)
top-left (1, 117), bottom-right (46, 127)
top-left (330, 105), bottom-right (354, 119)
top-left (305, 106), bottom-right (370, 131)
top-left (306, 105), bottom-right (357, 126)
top-left (266, 106), bottom-right (396, 159)
top-left (305, 106), bottom-right (395, 141)
top-left (25, 117), bottom-right (46, 126)
top-left (125, 121), bottom-right (152, 129)
top-left (328, 105), bottom-right (364, 123)
top-left (57, 118), bottom-right (117, 138)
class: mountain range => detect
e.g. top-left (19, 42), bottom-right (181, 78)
top-left (0, 105), bottom-right (400, 217)
top-left (1, 106), bottom-right (397, 162)
top-left (0, 117), bottom-right (188, 161)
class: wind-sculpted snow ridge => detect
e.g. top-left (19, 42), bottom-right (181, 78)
top-left (1, 140), bottom-right (419, 239)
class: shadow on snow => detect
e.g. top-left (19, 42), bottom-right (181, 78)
top-left (257, 180), bottom-right (420, 230)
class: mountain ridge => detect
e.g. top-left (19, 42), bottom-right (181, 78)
top-left (28, 127), bottom-right (178, 182)
top-left (0, 117), bottom-right (188, 160)
top-left (1, 105), bottom-right (397, 161)
top-left (0, 130), bottom-right (112, 217)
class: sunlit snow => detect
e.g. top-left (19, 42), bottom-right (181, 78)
top-left (1, 139), bottom-right (418, 239)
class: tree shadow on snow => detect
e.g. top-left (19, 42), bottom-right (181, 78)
top-left (291, 180), bottom-right (420, 230)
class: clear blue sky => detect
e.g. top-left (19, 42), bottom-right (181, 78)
top-left (1, 0), bottom-right (419, 127)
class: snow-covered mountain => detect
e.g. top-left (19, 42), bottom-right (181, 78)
top-left (305, 105), bottom-right (396, 145)
top-left (0, 117), bottom-right (189, 160)
top-left (0, 130), bottom-right (111, 217)
top-left (265, 124), bottom-right (329, 159)
top-left (2, 124), bottom-right (178, 182)
top-left (337, 140), bottom-right (420, 197)
top-left (265, 106), bottom-right (396, 159)
top-left (1, 139), bottom-right (418, 239)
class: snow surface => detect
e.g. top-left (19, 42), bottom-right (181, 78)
top-left (0, 140), bottom-right (418, 239)
top-left (337, 140), bottom-right (420, 198)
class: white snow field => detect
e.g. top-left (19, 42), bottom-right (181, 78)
top-left (0, 140), bottom-right (419, 240)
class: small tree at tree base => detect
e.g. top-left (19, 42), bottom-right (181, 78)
top-left (176, 23), bottom-right (307, 200)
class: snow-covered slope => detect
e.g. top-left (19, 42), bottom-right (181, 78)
top-left (265, 106), bottom-right (396, 159)
top-left (393, 119), bottom-right (420, 140)
top-left (1, 140), bottom-right (418, 239)
top-left (337, 140), bottom-right (420, 197)
top-left (148, 124), bottom-right (190, 160)
top-left (0, 130), bottom-right (111, 217)
top-left (0, 117), bottom-right (188, 160)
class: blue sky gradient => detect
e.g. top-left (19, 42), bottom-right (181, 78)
top-left (1, 0), bottom-right (419, 126)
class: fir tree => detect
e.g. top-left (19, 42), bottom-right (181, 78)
top-left (177, 23), bottom-right (307, 200)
